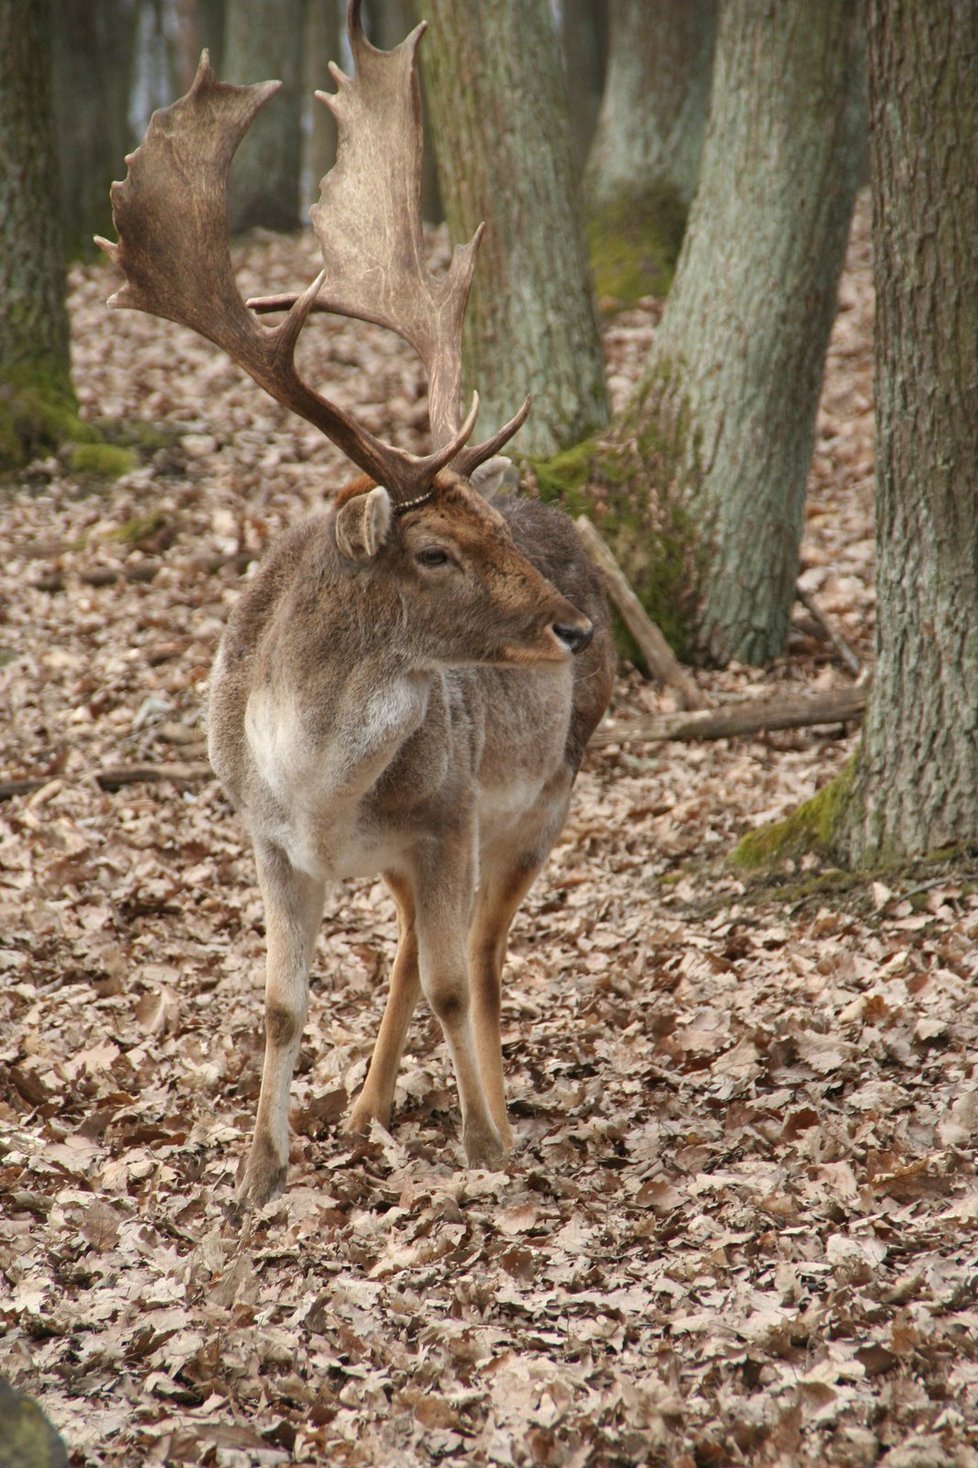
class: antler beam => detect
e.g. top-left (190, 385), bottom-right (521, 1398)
top-left (98, 0), bottom-right (529, 496)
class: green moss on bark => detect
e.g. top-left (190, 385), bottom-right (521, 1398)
top-left (529, 419), bottom-right (697, 662)
top-left (0, 356), bottom-right (101, 471)
top-left (731, 757), bottom-right (857, 870)
top-left (587, 182), bottom-right (688, 312)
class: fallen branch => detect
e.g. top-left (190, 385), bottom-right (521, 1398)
top-left (574, 516), bottom-right (709, 711)
top-left (592, 683), bottom-right (868, 746)
top-left (795, 585), bottom-right (863, 678)
top-left (32, 549), bottom-right (255, 594)
top-left (0, 761), bottom-right (213, 802)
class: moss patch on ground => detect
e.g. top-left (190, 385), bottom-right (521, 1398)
top-left (69, 442), bottom-right (138, 479)
top-left (0, 373), bottom-right (98, 472)
top-left (106, 510), bottom-right (169, 545)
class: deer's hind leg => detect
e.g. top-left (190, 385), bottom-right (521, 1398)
top-left (470, 772), bottom-right (574, 1149)
top-left (240, 840), bottom-right (326, 1209)
top-left (347, 871), bottom-right (421, 1134)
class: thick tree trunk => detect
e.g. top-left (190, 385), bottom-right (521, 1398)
top-left (586, 0), bottom-right (715, 214)
top-left (609, 0), bottom-right (864, 667)
top-left (418, 0), bottom-right (607, 457)
top-left (0, 0), bottom-right (79, 467)
top-left (836, 2), bottom-right (978, 863)
top-left (225, 0), bottom-right (304, 233)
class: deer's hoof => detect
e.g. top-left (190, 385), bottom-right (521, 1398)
top-left (346, 1095), bottom-right (392, 1136)
top-left (237, 1140), bottom-right (287, 1212)
top-left (462, 1121), bottom-right (507, 1171)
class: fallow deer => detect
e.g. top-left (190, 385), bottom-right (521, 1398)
top-left (98, 0), bottom-right (614, 1207)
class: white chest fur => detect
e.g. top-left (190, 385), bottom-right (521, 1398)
top-left (243, 675), bottom-right (430, 879)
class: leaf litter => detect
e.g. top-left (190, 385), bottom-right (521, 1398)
top-left (2, 196), bottom-right (978, 1466)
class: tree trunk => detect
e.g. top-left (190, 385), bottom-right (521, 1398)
top-left (586, 0), bottom-right (715, 213)
top-left (303, 0), bottom-right (340, 206)
top-left (558, 0), bottom-right (608, 179)
top-left (836, 1), bottom-right (978, 863)
top-left (52, 0), bottom-right (140, 259)
top-left (174, 0), bottom-right (228, 89)
top-left (225, 0), bottom-right (304, 233)
top-left (418, 0), bottom-right (607, 457)
top-left (0, 0), bottom-right (80, 467)
top-left (601, 0), bottom-right (864, 667)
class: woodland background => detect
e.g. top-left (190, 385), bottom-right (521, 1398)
top-left (1, 3), bottom-right (977, 1466)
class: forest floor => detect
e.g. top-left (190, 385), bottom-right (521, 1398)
top-left (1, 195), bottom-right (977, 1468)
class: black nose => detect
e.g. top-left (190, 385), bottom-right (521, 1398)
top-left (554, 620), bottom-right (594, 655)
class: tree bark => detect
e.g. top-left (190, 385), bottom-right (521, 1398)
top-left (836, 1), bottom-right (978, 863)
top-left (606, 0), bottom-right (865, 667)
top-left (303, 0), bottom-right (341, 205)
top-left (225, 0), bottom-right (304, 233)
top-left (52, 0), bottom-right (140, 259)
top-left (417, 0), bottom-right (607, 457)
top-left (0, 0), bottom-right (78, 467)
top-left (585, 0), bottom-right (716, 214)
top-left (558, 0), bottom-right (608, 179)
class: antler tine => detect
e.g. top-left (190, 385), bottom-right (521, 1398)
top-left (307, 0), bottom-right (528, 479)
top-left (96, 50), bottom-right (458, 499)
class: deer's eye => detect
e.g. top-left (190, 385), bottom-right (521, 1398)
top-left (415, 546), bottom-right (452, 569)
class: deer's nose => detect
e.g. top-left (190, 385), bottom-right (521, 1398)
top-left (553, 619), bottom-right (594, 655)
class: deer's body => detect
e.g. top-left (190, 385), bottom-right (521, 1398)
top-left (100, 1), bottom-right (614, 1206)
top-left (209, 477), bottom-right (612, 1203)
top-left (211, 488), bottom-right (608, 859)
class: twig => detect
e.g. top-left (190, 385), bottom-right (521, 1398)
top-left (592, 683), bottom-right (868, 746)
top-left (32, 549), bottom-right (255, 594)
top-left (0, 762), bottom-right (213, 802)
top-left (574, 516), bottom-right (709, 711)
top-left (795, 585), bottom-right (863, 678)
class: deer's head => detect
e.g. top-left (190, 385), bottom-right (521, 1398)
top-left (332, 465), bottom-right (594, 668)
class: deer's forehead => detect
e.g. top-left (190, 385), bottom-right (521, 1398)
top-left (407, 489), bottom-right (511, 546)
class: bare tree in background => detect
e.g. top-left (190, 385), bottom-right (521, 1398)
top-left (0, 0), bottom-right (80, 467)
top-left (225, 0), bottom-right (304, 233)
top-left (417, 0), bottom-right (607, 457)
top-left (303, 0), bottom-right (341, 200)
top-left (558, 0), bottom-right (608, 178)
top-left (575, 0), bottom-right (865, 667)
top-left (52, 2), bottom-right (139, 258)
top-left (586, 0), bottom-right (716, 215)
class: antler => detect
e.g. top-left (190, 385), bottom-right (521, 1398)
top-left (98, 0), bottom-right (529, 501)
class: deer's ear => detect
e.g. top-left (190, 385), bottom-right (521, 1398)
top-left (470, 455), bottom-right (516, 497)
top-left (334, 485), bottom-right (393, 562)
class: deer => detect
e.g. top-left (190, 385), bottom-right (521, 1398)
top-left (98, 0), bottom-right (615, 1209)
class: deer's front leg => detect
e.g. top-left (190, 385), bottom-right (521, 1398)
top-left (347, 872), bottom-right (420, 1134)
top-left (239, 841), bottom-right (325, 1209)
top-left (414, 838), bottom-right (506, 1170)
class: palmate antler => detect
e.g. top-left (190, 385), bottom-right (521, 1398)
top-left (97, 0), bottom-right (529, 505)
